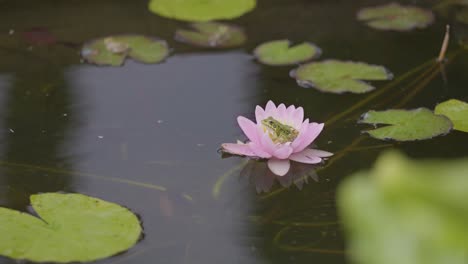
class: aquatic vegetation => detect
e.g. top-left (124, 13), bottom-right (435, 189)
top-left (359, 108), bottom-right (453, 141)
top-left (253, 40), bottom-right (321, 66)
top-left (338, 151), bottom-right (468, 264)
top-left (290, 60), bottom-right (393, 94)
top-left (148, 0), bottom-right (256, 22)
top-left (0, 193), bottom-right (141, 262)
top-left (81, 35), bottom-right (170, 66)
top-left (357, 3), bottom-right (434, 31)
top-left (435, 99), bottom-right (468, 132)
top-left (175, 22), bottom-right (246, 48)
top-left (221, 101), bottom-right (332, 176)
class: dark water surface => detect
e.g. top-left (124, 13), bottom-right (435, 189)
top-left (0, 0), bottom-right (467, 263)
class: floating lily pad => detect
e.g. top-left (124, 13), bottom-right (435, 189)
top-left (290, 60), bottom-right (392, 94)
top-left (338, 151), bottom-right (468, 264)
top-left (148, 0), bottom-right (256, 22)
top-left (359, 108), bottom-right (452, 141)
top-left (81, 35), bottom-right (170, 66)
top-left (0, 193), bottom-right (142, 263)
top-left (357, 3), bottom-right (434, 31)
top-left (253, 40), bottom-right (321, 66)
top-left (175, 22), bottom-right (246, 48)
top-left (434, 99), bottom-right (468, 132)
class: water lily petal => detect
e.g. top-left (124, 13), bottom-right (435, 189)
top-left (273, 145), bottom-right (293, 159)
top-left (289, 149), bottom-right (323, 164)
top-left (307, 149), bottom-right (333, 157)
top-left (255, 105), bottom-right (266, 124)
top-left (277, 103), bottom-right (287, 120)
top-left (260, 133), bottom-right (277, 155)
top-left (292, 107), bottom-right (304, 127)
top-left (249, 142), bottom-right (272, 159)
top-left (286, 105), bottom-right (296, 120)
top-left (293, 122), bottom-right (324, 153)
top-left (221, 143), bottom-right (256, 157)
top-left (237, 116), bottom-right (259, 142)
top-left (267, 159), bottom-right (291, 176)
top-left (265, 100), bottom-right (277, 116)
top-left (291, 119), bottom-right (310, 149)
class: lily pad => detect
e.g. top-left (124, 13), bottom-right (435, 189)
top-left (338, 151), bottom-right (468, 264)
top-left (81, 35), bottom-right (170, 66)
top-left (175, 22), bottom-right (246, 48)
top-left (253, 40), bottom-right (321, 66)
top-left (434, 99), bottom-right (468, 132)
top-left (357, 3), bottom-right (434, 31)
top-left (359, 108), bottom-right (452, 141)
top-left (148, 0), bottom-right (256, 22)
top-left (290, 60), bottom-right (393, 94)
top-left (0, 193), bottom-right (142, 263)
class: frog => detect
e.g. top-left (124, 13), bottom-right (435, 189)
top-left (103, 37), bottom-right (130, 54)
top-left (261, 116), bottom-right (299, 144)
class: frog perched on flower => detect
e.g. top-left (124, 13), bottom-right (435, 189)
top-left (221, 101), bottom-right (332, 176)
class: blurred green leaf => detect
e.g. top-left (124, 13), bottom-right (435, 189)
top-left (148, 0), bottom-right (256, 22)
top-left (0, 193), bottom-right (142, 263)
top-left (359, 108), bottom-right (453, 141)
top-left (290, 60), bottom-right (392, 93)
top-left (338, 151), bottom-right (468, 264)
top-left (253, 40), bottom-right (321, 66)
top-left (435, 99), bottom-right (468, 132)
top-left (357, 3), bottom-right (434, 31)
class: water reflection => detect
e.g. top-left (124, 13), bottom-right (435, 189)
top-left (240, 160), bottom-right (318, 193)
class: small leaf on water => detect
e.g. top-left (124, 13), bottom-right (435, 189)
top-left (359, 108), bottom-right (453, 141)
top-left (253, 40), bottom-right (321, 66)
top-left (338, 151), bottom-right (468, 264)
top-left (0, 193), bottom-right (142, 263)
top-left (357, 3), bottom-right (434, 31)
top-left (148, 0), bottom-right (256, 22)
top-left (175, 22), bottom-right (246, 48)
top-left (290, 60), bottom-right (392, 94)
top-left (434, 99), bottom-right (468, 132)
top-left (81, 35), bottom-right (170, 66)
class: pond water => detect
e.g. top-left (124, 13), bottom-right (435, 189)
top-left (0, 0), bottom-right (467, 263)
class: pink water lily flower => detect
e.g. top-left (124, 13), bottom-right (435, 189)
top-left (222, 101), bottom-right (333, 176)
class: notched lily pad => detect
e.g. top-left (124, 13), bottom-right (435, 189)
top-left (0, 193), bottom-right (142, 263)
top-left (359, 108), bottom-right (453, 141)
top-left (148, 0), bottom-right (256, 22)
top-left (81, 35), bottom-right (170, 66)
top-left (435, 99), bottom-right (468, 132)
top-left (253, 40), bottom-right (321, 66)
top-left (357, 3), bottom-right (434, 31)
top-left (175, 22), bottom-right (246, 48)
top-left (290, 60), bottom-right (392, 94)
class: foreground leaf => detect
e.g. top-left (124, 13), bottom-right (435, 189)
top-left (81, 35), bottom-right (170, 66)
top-left (175, 22), bottom-right (246, 48)
top-left (357, 3), bottom-right (434, 31)
top-left (290, 60), bottom-right (392, 93)
top-left (434, 99), bottom-right (468, 132)
top-left (338, 151), bottom-right (468, 264)
top-left (253, 40), bottom-right (321, 66)
top-left (0, 193), bottom-right (142, 263)
top-left (359, 108), bottom-right (452, 141)
top-left (148, 0), bottom-right (256, 22)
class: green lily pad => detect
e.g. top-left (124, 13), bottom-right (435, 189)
top-left (148, 0), bottom-right (256, 22)
top-left (0, 193), bottom-right (142, 263)
top-left (81, 35), bottom-right (170, 66)
top-left (338, 151), bottom-right (468, 264)
top-left (175, 22), bottom-right (246, 48)
top-left (357, 3), bottom-right (434, 31)
top-left (434, 99), bottom-right (468, 132)
top-left (253, 40), bottom-right (321, 66)
top-left (359, 108), bottom-right (453, 141)
top-left (290, 60), bottom-right (393, 94)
